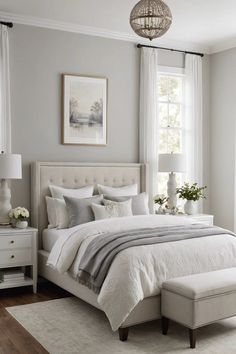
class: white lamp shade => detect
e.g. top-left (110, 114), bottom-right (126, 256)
top-left (158, 153), bottom-right (186, 173)
top-left (0, 154), bottom-right (22, 179)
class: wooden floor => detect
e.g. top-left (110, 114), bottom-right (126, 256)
top-left (0, 282), bottom-right (70, 354)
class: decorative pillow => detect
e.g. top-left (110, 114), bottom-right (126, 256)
top-left (97, 184), bottom-right (138, 197)
top-left (49, 185), bottom-right (94, 200)
top-left (92, 199), bottom-right (133, 220)
top-left (45, 196), bottom-right (69, 229)
top-left (64, 195), bottom-right (103, 228)
top-left (103, 192), bottom-right (149, 215)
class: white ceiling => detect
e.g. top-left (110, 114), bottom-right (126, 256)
top-left (0, 0), bottom-right (236, 54)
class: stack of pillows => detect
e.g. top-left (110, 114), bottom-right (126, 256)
top-left (46, 183), bottom-right (149, 229)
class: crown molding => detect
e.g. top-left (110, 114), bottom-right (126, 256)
top-left (209, 38), bottom-right (236, 54)
top-left (0, 11), bottom-right (211, 54)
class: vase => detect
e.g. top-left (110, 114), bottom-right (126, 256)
top-left (156, 205), bottom-right (165, 214)
top-left (184, 200), bottom-right (195, 215)
top-left (11, 219), bottom-right (17, 228)
top-left (16, 220), bottom-right (28, 229)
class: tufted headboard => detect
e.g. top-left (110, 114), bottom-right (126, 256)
top-left (31, 161), bottom-right (148, 248)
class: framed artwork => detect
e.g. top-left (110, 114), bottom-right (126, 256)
top-left (62, 74), bottom-right (107, 145)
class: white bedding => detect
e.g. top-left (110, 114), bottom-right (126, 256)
top-left (42, 228), bottom-right (73, 252)
top-left (47, 215), bottom-right (236, 331)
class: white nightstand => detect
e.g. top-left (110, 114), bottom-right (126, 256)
top-left (174, 214), bottom-right (214, 226)
top-left (0, 227), bottom-right (38, 293)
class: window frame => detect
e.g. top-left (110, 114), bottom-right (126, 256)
top-left (157, 66), bottom-right (186, 196)
top-left (158, 66), bottom-right (186, 155)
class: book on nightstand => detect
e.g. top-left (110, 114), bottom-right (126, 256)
top-left (0, 268), bottom-right (25, 283)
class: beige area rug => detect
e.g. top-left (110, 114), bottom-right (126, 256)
top-left (6, 297), bottom-right (236, 354)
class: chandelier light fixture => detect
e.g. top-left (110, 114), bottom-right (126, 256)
top-left (130, 0), bottom-right (172, 41)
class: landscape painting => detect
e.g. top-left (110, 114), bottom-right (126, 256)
top-left (62, 75), bottom-right (107, 145)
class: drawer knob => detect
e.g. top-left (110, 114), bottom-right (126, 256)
top-left (10, 240), bottom-right (14, 244)
top-left (10, 255), bottom-right (15, 259)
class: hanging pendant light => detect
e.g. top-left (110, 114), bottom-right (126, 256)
top-left (130, 0), bottom-right (172, 41)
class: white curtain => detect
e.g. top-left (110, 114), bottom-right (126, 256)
top-left (185, 54), bottom-right (203, 211)
top-left (139, 48), bottom-right (159, 212)
top-left (0, 25), bottom-right (11, 153)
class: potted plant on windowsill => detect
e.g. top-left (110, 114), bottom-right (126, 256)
top-left (176, 183), bottom-right (207, 215)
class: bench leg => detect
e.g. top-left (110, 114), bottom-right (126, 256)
top-left (119, 327), bottom-right (129, 342)
top-left (189, 329), bottom-right (196, 349)
top-left (162, 317), bottom-right (169, 335)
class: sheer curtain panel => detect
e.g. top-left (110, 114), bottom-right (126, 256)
top-left (185, 54), bottom-right (203, 212)
top-left (139, 48), bottom-right (159, 212)
top-left (0, 25), bottom-right (11, 153)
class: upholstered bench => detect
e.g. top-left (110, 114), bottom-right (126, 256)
top-left (161, 268), bottom-right (236, 348)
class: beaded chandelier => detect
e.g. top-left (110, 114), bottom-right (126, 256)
top-left (130, 0), bottom-right (172, 41)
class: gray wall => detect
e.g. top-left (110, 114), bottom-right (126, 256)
top-left (210, 48), bottom-right (236, 230)
top-left (9, 24), bottom-right (210, 213)
top-left (10, 25), bottom-right (140, 209)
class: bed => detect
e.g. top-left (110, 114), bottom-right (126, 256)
top-left (31, 161), bottom-right (236, 341)
top-left (31, 162), bottom-right (159, 339)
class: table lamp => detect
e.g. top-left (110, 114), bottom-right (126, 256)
top-left (158, 153), bottom-right (186, 209)
top-left (0, 152), bottom-right (22, 225)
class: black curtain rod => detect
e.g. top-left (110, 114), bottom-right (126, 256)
top-left (0, 21), bottom-right (13, 28)
top-left (137, 44), bottom-right (204, 57)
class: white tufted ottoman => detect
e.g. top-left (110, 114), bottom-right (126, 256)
top-left (161, 268), bottom-right (236, 348)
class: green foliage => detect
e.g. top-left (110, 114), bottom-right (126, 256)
top-left (154, 195), bottom-right (168, 206)
top-left (176, 183), bottom-right (207, 201)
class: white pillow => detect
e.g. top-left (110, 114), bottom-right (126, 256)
top-left (49, 185), bottom-right (94, 200)
top-left (92, 199), bottom-right (133, 220)
top-left (45, 196), bottom-right (69, 229)
top-left (97, 184), bottom-right (138, 197)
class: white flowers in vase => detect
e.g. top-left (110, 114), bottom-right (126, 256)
top-left (9, 207), bottom-right (29, 229)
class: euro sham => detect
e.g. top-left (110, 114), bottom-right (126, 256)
top-left (97, 183), bottom-right (138, 197)
top-left (49, 184), bottom-right (94, 200)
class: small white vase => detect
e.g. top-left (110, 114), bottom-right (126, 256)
top-left (184, 200), bottom-right (195, 215)
top-left (156, 205), bottom-right (164, 214)
top-left (16, 220), bottom-right (28, 229)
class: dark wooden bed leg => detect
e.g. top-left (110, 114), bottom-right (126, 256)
top-left (119, 327), bottom-right (129, 341)
top-left (162, 317), bottom-right (169, 335)
top-left (189, 329), bottom-right (196, 349)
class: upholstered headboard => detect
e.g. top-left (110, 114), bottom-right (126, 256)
top-left (31, 161), bottom-right (148, 247)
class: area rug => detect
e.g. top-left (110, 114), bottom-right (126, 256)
top-left (6, 297), bottom-right (236, 354)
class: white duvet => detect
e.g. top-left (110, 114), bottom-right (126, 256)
top-left (47, 215), bottom-right (236, 331)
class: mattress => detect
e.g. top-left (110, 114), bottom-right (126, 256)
top-left (42, 228), bottom-right (72, 252)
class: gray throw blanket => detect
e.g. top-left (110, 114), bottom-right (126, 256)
top-left (77, 224), bottom-right (235, 294)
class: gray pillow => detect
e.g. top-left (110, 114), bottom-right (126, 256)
top-left (64, 195), bottom-right (103, 227)
top-left (103, 192), bottom-right (149, 215)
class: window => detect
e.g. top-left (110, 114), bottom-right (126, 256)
top-left (158, 68), bottom-right (185, 195)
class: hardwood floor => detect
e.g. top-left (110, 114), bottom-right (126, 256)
top-left (0, 282), bottom-right (70, 354)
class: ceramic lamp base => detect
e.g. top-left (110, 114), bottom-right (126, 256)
top-left (167, 172), bottom-right (177, 209)
top-left (0, 179), bottom-right (11, 224)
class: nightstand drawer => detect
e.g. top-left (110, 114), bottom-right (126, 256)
top-left (0, 235), bottom-right (31, 250)
top-left (0, 249), bottom-right (32, 266)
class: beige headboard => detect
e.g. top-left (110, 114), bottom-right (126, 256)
top-left (31, 161), bottom-right (148, 247)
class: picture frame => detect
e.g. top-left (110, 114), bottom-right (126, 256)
top-left (62, 74), bottom-right (107, 146)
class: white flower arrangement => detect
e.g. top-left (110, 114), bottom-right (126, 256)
top-left (9, 207), bottom-right (29, 221)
